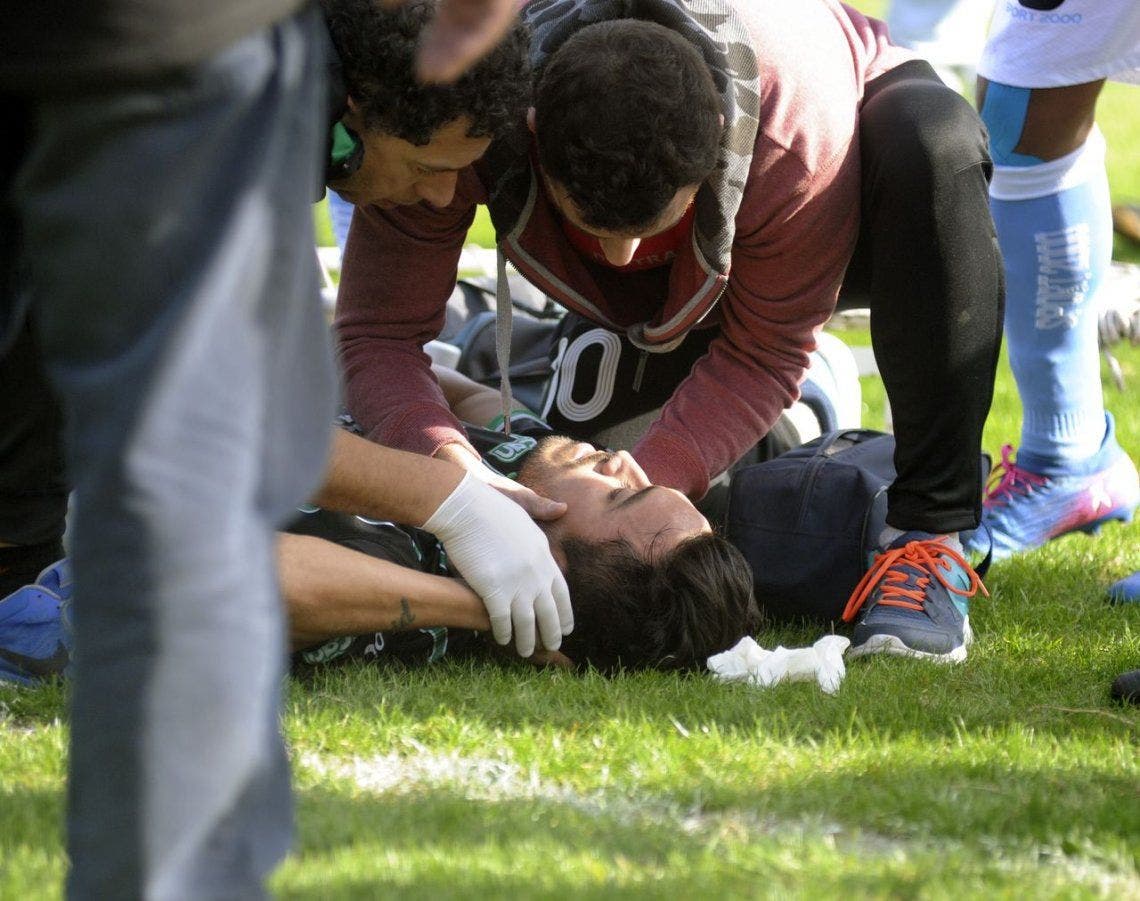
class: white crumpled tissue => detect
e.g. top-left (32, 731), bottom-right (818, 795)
top-left (707, 635), bottom-right (851, 695)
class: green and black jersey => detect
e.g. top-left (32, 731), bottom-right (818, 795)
top-left (289, 413), bottom-right (554, 671)
top-left (464, 412), bottom-right (555, 480)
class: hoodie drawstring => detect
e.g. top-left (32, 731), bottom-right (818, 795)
top-left (495, 248), bottom-right (514, 438)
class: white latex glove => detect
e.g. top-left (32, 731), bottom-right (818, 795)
top-left (433, 441), bottom-right (567, 522)
top-left (424, 472), bottom-right (572, 656)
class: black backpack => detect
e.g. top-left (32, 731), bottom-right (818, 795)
top-left (725, 430), bottom-right (990, 624)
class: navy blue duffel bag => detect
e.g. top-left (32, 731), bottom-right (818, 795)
top-left (726, 430), bottom-right (990, 624)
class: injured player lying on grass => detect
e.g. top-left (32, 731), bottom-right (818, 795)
top-left (286, 365), bottom-right (757, 673)
top-left (0, 367), bottom-right (756, 684)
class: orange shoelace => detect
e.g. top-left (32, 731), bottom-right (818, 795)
top-left (841, 536), bottom-right (989, 622)
top-left (982, 444), bottom-right (1048, 508)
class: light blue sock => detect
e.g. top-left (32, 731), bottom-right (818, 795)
top-left (988, 128), bottom-right (1111, 467)
top-left (327, 189), bottom-right (355, 252)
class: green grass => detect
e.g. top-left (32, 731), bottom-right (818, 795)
top-left (2, 345), bottom-right (1139, 898)
top-left (848, 326), bottom-right (1140, 470)
top-left (285, 334), bottom-right (1136, 899)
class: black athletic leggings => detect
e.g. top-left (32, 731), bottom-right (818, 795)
top-left (843, 59), bottom-right (1004, 533)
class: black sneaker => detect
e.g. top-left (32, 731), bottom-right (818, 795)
top-left (1111, 669), bottom-right (1140, 705)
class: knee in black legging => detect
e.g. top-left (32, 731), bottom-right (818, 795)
top-left (860, 73), bottom-right (991, 201)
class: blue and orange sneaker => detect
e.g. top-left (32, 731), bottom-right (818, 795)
top-left (964, 414), bottom-right (1139, 562)
top-left (843, 534), bottom-right (989, 663)
top-left (0, 559), bottom-right (73, 686)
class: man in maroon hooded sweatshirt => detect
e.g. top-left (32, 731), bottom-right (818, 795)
top-left (336, 0), bottom-right (1003, 663)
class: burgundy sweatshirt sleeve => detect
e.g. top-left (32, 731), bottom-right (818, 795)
top-left (334, 176), bottom-right (483, 459)
top-left (634, 141), bottom-right (861, 498)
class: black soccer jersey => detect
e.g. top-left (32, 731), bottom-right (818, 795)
top-left (289, 412), bottom-right (554, 671)
top-left (465, 412), bottom-right (554, 481)
top-left (287, 507), bottom-right (480, 671)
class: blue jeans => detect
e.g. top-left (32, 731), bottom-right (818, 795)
top-left (4, 7), bottom-right (335, 896)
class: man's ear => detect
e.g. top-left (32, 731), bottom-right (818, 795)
top-left (526, 106), bottom-right (537, 135)
top-left (550, 538), bottom-right (568, 571)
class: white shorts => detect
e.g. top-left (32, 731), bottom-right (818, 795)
top-left (978, 0), bottom-right (1140, 87)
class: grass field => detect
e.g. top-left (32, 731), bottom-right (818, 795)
top-left (6, 4), bottom-right (1140, 898)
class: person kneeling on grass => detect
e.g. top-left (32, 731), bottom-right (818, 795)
top-left (1, 367), bottom-right (757, 682)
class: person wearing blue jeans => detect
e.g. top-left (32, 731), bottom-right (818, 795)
top-left (1, 0), bottom-right (570, 891)
top-left (2, 7), bottom-right (337, 895)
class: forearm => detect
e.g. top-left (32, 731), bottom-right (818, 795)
top-left (341, 336), bottom-right (474, 457)
top-left (634, 335), bottom-right (806, 497)
top-left (280, 532), bottom-right (489, 651)
top-left (313, 429), bottom-right (470, 527)
top-left (432, 364), bottom-right (512, 425)
top-left (637, 192), bottom-right (850, 495)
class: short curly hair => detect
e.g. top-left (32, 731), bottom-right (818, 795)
top-left (322, 0), bottom-right (532, 145)
top-left (534, 19), bottom-right (722, 232)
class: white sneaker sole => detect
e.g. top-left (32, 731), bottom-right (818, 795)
top-left (847, 618), bottom-right (971, 664)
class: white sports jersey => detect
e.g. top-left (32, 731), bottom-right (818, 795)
top-left (886, 0), bottom-right (993, 69)
top-left (978, 0), bottom-right (1140, 87)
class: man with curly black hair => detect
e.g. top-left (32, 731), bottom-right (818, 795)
top-left (323, 0), bottom-right (532, 209)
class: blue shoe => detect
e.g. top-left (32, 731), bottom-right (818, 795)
top-left (1107, 571), bottom-right (1140, 605)
top-left (0, 560), bottom-right (72, 686)
top-left (965, 414), bottom-right (1139, 562)
top-left (843, 534), bottom-right (989, 663)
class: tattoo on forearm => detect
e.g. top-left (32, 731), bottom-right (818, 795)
top-left (390, 597), bottom-right (415, 631)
